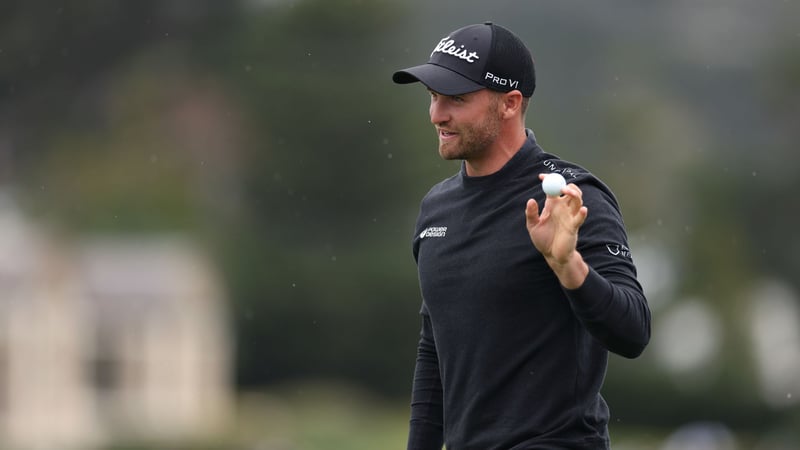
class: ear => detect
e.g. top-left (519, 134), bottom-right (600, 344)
top-left (500, 90), bottom-right (524, 120)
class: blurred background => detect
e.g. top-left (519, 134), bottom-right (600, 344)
top-left (1, 0), bottom-right (799, 449)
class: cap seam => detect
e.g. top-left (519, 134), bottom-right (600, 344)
top-left (483, 23), bottom-right (496, 90)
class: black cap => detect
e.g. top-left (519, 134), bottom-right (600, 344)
top-left (393, 22), bottom-right (535, 97)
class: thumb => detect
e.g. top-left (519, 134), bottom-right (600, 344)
top-left (525, 198), bottom-right (540, 228)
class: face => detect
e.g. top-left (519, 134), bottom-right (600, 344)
top-left (428, 88), bottom-right (503, 161)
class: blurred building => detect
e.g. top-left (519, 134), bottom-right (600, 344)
top-left (0, 195), bottom-right (233, 450)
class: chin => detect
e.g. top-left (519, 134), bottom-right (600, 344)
top-left (438, 147), bottom-right (460, 161)
top-left (437, 141), bottom-right (458, 158)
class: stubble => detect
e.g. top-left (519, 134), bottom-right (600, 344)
top-left (438, 98), bottom-right (502, 162)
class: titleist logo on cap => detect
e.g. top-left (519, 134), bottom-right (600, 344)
top-left (431, 37), bottom-right (481, 63)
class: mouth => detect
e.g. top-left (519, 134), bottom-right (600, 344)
top-left (438, 128), bottom-right (458, 140)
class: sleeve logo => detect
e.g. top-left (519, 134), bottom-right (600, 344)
top-left (606, 243), bottom-right (632, 259)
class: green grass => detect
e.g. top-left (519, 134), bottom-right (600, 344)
top-left (234, 380), bottom-right (409, 450)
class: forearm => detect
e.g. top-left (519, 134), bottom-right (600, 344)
top-left (408, 419), bottom-right (443, 450)
top-left (564, 267), bottom-right (651, 358)
top-left (549, 183), bottom-right (651, 357)
top-left (408, 314), bottom-right (444, 450)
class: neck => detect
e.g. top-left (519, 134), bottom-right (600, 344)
top-left (464, 125), bottom-right (527, 177)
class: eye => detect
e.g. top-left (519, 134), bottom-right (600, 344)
top-left (452, 95), bottom-right (465, 103)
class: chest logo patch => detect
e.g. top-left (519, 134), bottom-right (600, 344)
top-left (420, 226), bottom-right (448, 239)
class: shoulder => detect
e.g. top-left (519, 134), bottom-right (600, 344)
top-left (544, 157), bottom-right (632, 247)
top-left (537, 153), bottom-right (621, 212)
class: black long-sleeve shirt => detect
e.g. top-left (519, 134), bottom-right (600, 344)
top-left (408, 130), bottom-right (651, 450)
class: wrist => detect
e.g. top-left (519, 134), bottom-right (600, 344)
top-left (546, 250), bottom-right (589, 289)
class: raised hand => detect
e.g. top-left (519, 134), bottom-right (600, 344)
top-left (525, 174), bottom-right (589, 288)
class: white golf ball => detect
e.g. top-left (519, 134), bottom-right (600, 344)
top-left (542, 173), bottom-right (566, 196)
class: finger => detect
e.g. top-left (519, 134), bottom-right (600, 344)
top-left (562, 184), bottom-right (584, 213)
top-left (563, 183), bottom-right (582, 199)
top-left (576, 206), bottom-right (588, 228)
top-left (525, 198), bottom-right (540, 227)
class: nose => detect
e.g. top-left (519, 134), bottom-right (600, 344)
top-left (429, 97), bottom-right (449, 125)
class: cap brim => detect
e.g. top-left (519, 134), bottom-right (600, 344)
top-left (392, 63), bottom-right (484, 96)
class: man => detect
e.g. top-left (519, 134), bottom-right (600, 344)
top-left (392, 22), bottom-right (651, 449)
